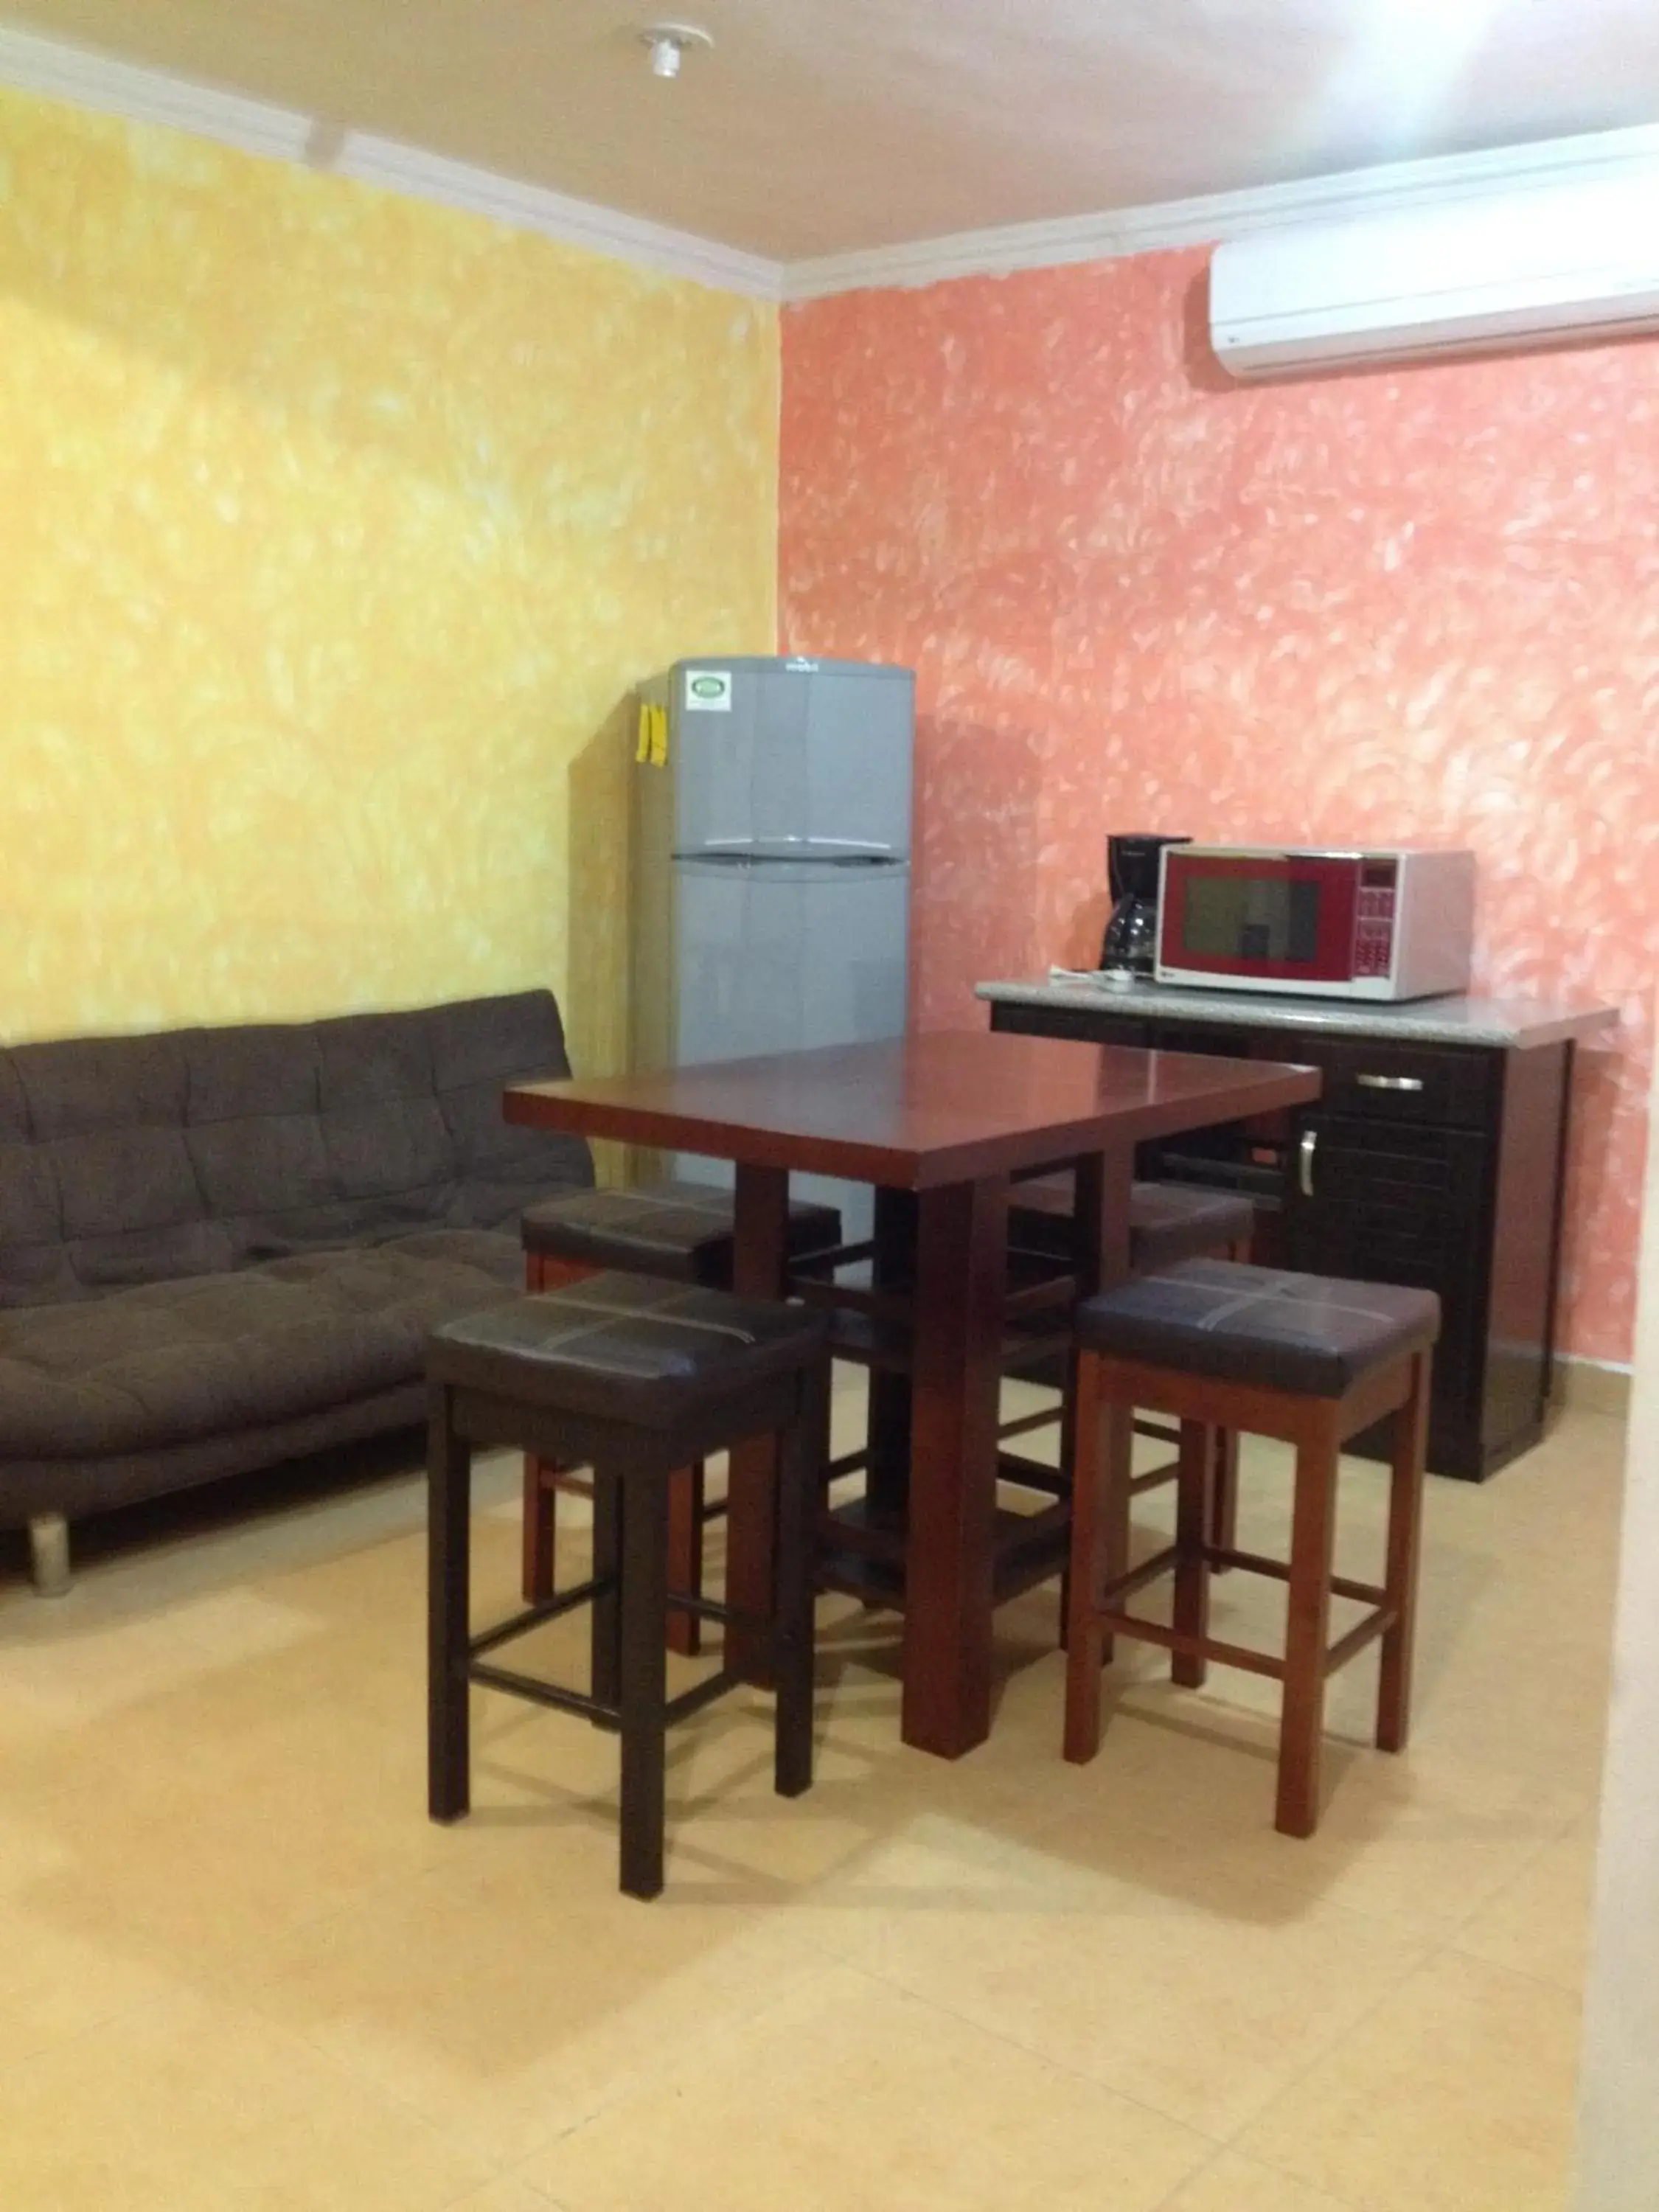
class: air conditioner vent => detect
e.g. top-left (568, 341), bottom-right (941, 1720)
top-left (1209, 175), bottom-right (1659, 379)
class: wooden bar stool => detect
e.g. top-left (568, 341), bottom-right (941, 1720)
top-left (427, 1272), bottom-right (829, 1899)
top-left (1062, 1259), bottom-right (1439, 1836)
top-left (517, 1180), bottom-right (841, 1644)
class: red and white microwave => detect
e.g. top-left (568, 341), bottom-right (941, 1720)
top-left (1156, 846), bottom-right (1475, 1001)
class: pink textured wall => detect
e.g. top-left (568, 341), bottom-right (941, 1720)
top-left (779, 248), bottom-right (1659, 1363)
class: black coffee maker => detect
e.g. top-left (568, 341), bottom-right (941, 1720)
top-left (1100, 835), bottom-right (1191, 976)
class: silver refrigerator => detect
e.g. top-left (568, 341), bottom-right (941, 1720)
top-left (630, 655), bottom-right (915, 1239)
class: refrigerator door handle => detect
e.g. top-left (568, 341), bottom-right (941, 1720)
top-left (684, 835), bottom-right (902, 852)
top-left (672, 848), bottom-right (908, 868)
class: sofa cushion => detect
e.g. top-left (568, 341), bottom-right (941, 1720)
top-left (0, 992), bottom-right (593, 1309)
top-left (429, 993), bottom-right (594, 1231)
top-left (0, 1231), bottom-right (524, 1462)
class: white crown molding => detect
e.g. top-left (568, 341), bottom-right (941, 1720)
top-left (8, 18), bottom-right (1659, 310)
top-left (782, 120), bottom-right (1659, 302)
top-left (334, 134), bottom-right (781, 300)
top-left (0, 21), bottom-right (782, 300)
top-left (0, 21), bottom-right (310, 161)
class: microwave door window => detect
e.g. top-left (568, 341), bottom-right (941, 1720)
top-left (1184, 877), bottom-right (1323, 964)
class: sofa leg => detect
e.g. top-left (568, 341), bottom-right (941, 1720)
top-left (28, 1514), bottom-right (72, 1597)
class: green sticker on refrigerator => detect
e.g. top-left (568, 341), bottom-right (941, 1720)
top-left (683, 669), bottom-right (733, 712)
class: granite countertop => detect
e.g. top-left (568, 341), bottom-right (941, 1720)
top-left (975, 977), bottom-right (1619, 1051)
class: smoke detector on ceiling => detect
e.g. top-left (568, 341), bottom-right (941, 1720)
top-left (640, 22), bottom-right (713, 79)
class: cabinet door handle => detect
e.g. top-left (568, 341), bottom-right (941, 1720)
top-left (1355, 1073), bottom-right (1425, 1093)
top-left (1298, 1127), bottom-right (1318, 1197)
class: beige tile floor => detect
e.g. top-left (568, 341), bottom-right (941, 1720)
top-left (0, 1379), bottom-right (1622, 2211)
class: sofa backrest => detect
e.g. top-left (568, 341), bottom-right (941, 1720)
top-left (0, 991), bottom-right (593, 1307)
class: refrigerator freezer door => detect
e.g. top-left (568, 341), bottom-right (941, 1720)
top-left (672, 662), bottom-right (914, 863)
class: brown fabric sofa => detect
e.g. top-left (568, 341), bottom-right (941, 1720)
top-left (0, 990), bottom-right (591, 1587)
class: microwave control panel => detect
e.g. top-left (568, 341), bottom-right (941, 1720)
top-left (1352, 859), bottom-right (1398, 978)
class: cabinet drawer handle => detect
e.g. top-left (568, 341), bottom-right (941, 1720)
top-left (1355, 1074), bottom-right (1425, 1093)
top-left (1298, 1127), bottom-right (1318, 1198)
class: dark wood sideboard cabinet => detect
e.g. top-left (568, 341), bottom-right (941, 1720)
top-left (987, 997), bottom-right (1579, 1480)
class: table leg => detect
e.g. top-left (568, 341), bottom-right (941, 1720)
top-left (726, 1162), bottom-right (790, 1683)
top-left (1068, 1141), bottom-right (1136, 1663)
top-left (866, 1187), bottom-right (917, 1526)
top-left (1072, 1141), bottom-right (1135, 1294)
top-left (901, 1172), bottom-right (1008, 1758)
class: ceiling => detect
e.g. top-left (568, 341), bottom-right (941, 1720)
top-left (6, 1), bottom-right (1659, 260)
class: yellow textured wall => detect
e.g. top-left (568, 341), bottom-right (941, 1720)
top-left (0, 86), bottom-right (778, 1083)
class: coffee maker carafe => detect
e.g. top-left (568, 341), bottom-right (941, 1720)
top-left (1100, 835), bottom-right (1191, 976)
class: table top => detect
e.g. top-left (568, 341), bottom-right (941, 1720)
top-left (505, 1031), bottom-right (1322, 1189)
top-left (975, 978), bottom-right (1620, 1051)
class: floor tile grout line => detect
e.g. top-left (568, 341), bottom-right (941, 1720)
top-left (0, 1979), bottom-right (167, 2090)
top-left (1211, 1927), bottom-right (1454, 2155)
top-left (523, 1938), bottom-right (1229, 2180)
top-left (936, 1725), bottom-right (1571, 1963)
top-left (258, 1991), bottom-right (530, 2183)
top-left (1438, 1929), bottom-right (1595, 2001)
top-left (1431, 1820), bottom-right (1579, 1950)
top-left (0, 1960), bottom-right (507, 2193)
top-left (218, 1854), bottom-right (549, 2179)
top-left (335, 1906), bottom-right (846, 2175)
top-left (439, 2172), bottom-right (566, 2212)
top-left (1146, 2141), bottom-right (1372, 2212)
top-left (1147, 2142), bottom-right (1233, 2212)
top-left (823, 1949), bottom-right (1235, 2155)
top-left (247, 1941), bottom-right (532, 2188)
top-left (491, 1949), bottom-right (849, 2169)
top-left (1005, 1790), bottom-right (1559, 1957)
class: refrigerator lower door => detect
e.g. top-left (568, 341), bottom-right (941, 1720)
top-left (670, 857), bottom-right (910, 1240)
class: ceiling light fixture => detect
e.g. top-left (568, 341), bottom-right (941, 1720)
top-left (639, 22), bottom-right (712, 80)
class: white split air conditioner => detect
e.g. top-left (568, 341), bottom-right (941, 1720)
top-left (1209, 174), bottom-right (1659, 379)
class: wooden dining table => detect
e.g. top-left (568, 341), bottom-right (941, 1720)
top-left (505, 1029), bottom-right (1321, 1760)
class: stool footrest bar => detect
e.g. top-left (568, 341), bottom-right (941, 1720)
top-left (1099, 1543), bottom-right (1182, 1608)
top-left (1212, 1548), bottom-right (1385, 1607)
top-left (997, 1450), bottom-right (1067, 1496)
top-left (664, 1669), bottom-right (745, 1726)
top-left (469, 1579), bottom-right (613, 1658)
top-left (1096, 1609), bottom-right (1288, 1683)
top-left (668, 1592), bottom-right (773, 1630)
top-left (467, 1660), bottom-right (613, 1720)
top-left (998, 1405), bottom-right (1062, 1443)
top-left (1127, 1461), bottom-right (1179, 1494)
top-left (788, 1239), bottom-right (875, 1277)
top-left (1324, 1607), bottom-right (1398, 1675)
top-left (1133, 1418), bottom-right (1180, 1444)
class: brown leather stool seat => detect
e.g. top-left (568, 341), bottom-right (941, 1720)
top-left (521, 1180), bottom-right (843, 1285)
top-left (1074, 1262), bottom-right (1439, 1394)
top-left (428, 1273), bottom-right (829, 1899)
top-left (1063, 1259), bottom-right (1440, 1837)
top-left (518, 1181), bottom-right (842, 1632)
top-left (1008, 1174), bottom-right (1256, 1273)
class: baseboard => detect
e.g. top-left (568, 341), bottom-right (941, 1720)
top-left (1554, 1356), bottom-right (1633, 1420)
